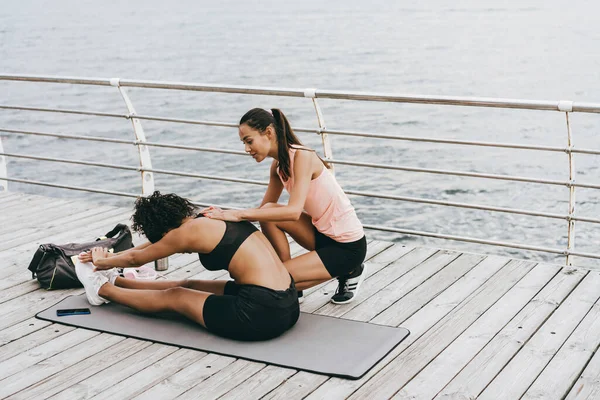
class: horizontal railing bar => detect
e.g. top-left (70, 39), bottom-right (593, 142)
top-left (574, 216), bottom-right (600, 224)
top-left (2, 74), bottom-right (600, 113)
top-left (120, 79), bottom-right (306, 97)
top-left (315, 90), bottom-right (600, 113)
top-left (1, 154), bottom-right (264, 185)
top-left (0, 129), bottom-right (248, 155)
top-left (331, 158), bottom-right (600, 189)
top-left (3, 152), bottom-right (600, 223)
top-left (133, 114), bottom-right (238, 128)
top-left (1, 177), bottom-right (138, 198)
top-left (142, 168), bottom-right (268, 186)
top-left (0, 128), bottom-right (134, 144)
top-left (345, 189), bottom-right (600, 224)
top-left (4, 174), bottom-right (600, 260)
top-left (568, 250), bottom-right (600, 259)
top-left (1, 153), bottom-right (137, 171)
top-left (3, 121), bottom-right (600, 158)
top-left (3, 107), bottom-right (599, 156)
top-left (0, 105), bottom-right (127, 119)
top-left (323, 129), bottom-right (600, 156)
top-left (0, 74), bottom-right (111, 86)
top-left (363, 223), bottom-right (600, 260)
top-left (1, 176), bottom-right (241, 210)
top-left (142, 141), bottom-right (247, 156)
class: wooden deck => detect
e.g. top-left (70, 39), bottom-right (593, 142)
top-left (1, 191), bottom-right (600, 400)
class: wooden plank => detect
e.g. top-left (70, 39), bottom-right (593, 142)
top-left (176, 359), bottom-right (266, 400)
top-left (261, 372), bottom-right (329, 400)
top-left (346, 259), bottom-right (537, 400)
top-left (301, 245), bottom-right (429, 313)
top-left (372, 253), bottom-right (485, 325)
top-left (0, 332), bottom-right (123, 398)
top-left (300, 239), bottom-right (394, 301)
top-left (48, 343), bottom-right (178, 400)
top-left (219, 365), bottom-right (296, 400)
top-left (397, 263), bottom-right (571, 399)
top-left (0, 192), bottom-right (25, 203)
top-left (0, 207), bottom-right (130, 268)
top-left (0, 207), bottom-right (130, 253)
top-left (0, 198), bottom-right (78, 231)
top-left (0, 328), bottom-right (99, 382)
top-left (0, 280), bottom-right (44, 304)
top-left (0, 287), bottom-right (82, 331)
top-left (0, 195), bottom-right (55, 216)
top-left (0, 209), bottom-right (132, 282)
top-left (89, 349), bottom-right (202, 400)
top-left (566, 340), bottom-right (600, 400)
top-left (0, 324), bottom-right (76, 362)
top-left (0, 199), bottom-right (89, 240)
top-left (10, 338), bottom-right (151, 400)
top-left (0, 203), bottom-right (116, 244)
top-left (478, 271), bottom-right (600, 400)
top-left (0, 317), bottom-right (52, 346)
top-left (132, 353), bottom-right (236, 400)
top-left (303, 256), bottom-right (510, 400)
top-left (436, 267), bottom-right (590, 399)
top-left (524, 301), bottom-right (600, 399)
top-left (329, 250), bottom-right (462, 320)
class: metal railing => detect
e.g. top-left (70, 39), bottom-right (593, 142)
top-left (1, 73), bottom-right (600, 266)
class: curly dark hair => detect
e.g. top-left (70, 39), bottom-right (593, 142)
top-left (131, 191), bottom-right (197, 243)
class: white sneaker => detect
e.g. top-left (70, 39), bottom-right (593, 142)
top-left (330, 263), bottom-right (368, 305)
top-left (98, 268), bottom-right (120, 285)
top-left (75, 260), bottom-right (110, 306)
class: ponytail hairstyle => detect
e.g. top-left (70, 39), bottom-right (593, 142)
top-left (239, 108), bottom-right (330, 181)
top-left (131, 191), bottom-right (196, 243)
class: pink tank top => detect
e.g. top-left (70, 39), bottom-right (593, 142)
top-left (278, 145), bottom-right (364, 243)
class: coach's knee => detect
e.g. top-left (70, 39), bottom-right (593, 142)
top-left (259, 203), bottom-right (283, 230)
top-left (260, 202), bottom-right (282, 209)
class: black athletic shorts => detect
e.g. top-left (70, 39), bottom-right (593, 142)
top-left (203, 278), bottom-right (300, 341)
top-left (314, 229), bottom-right (367, 278)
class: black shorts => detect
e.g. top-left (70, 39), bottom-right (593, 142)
top-left (203, 278), bottom-right (300, 341)
top-left (314, 229), bottom-right (367, 278)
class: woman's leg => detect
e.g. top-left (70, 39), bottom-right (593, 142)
top-left (284, 251), bottom-right (333, 291)
top-left (259, 203), bottom-right (316, 262)
top-left (98, 283), bottom-right (211, 327)
top-left (113, 277), bottom-right (228, 295)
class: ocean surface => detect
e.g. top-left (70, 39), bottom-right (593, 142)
top-left (1, 0), bottom-right (599, 267)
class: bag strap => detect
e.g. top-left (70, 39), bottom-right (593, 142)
top-left (27, 246), bottom-right (46, 279)
top-left (102, 224), bottom-right (128, 239)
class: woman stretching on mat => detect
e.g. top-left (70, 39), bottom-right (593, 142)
top-left (202, 108), bottom-right (367, 304)
top-left (75, 191), bottom-right (299, 341)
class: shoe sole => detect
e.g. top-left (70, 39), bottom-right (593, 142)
top-left (330, 263), bottom-right (368, 305)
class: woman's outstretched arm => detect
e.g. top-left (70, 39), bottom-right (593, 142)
top-left (205, 151), bottom-right (313, 223)
top-left (91, 227), bottom-right (190, 270)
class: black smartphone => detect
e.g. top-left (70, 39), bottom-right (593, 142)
top-left (56, 308), bottom-right (91, 317)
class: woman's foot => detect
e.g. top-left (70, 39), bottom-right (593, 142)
top-left (330, 263), bottom-right (367, 304)
top-left (75, 261), bottom-right (110, 306)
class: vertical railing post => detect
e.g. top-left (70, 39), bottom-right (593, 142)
top-left (110, 78), bottom-right (155, 195)
top-left (0, 133), bottom-right (7, 192)
top-left (111, 78), bottom-right (167, 270)
top-left (559, 101), bottom-right (576, 266)
top-left (305, 89), bottom-right (334, 173)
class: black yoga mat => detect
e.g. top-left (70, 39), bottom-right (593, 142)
top-left (37, 295), bottom-right (410, 379)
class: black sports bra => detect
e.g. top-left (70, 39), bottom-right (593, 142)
top-left (195, 214), bottom-right (258, 271)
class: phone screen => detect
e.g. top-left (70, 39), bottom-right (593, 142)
top-left (56, 308), bottom-right (91, 317)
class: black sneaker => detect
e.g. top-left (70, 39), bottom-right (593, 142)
top-left (330, 263), bottom-right (367, 304)
top-left (298, 290), bottom-right (304, 304)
